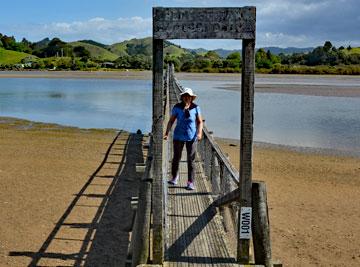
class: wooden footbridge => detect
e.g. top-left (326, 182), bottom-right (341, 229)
top-left (130, 7), bottom-right (277, 267)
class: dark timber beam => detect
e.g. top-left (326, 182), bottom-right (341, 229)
top-left (238, 38), bottom-right (255, 263)
top-left (152, 38), bottom-right (164, 264)
top-left (153, 7), bottom-right (256, 39)
top-left (152, 6), bottom-right (256, 265)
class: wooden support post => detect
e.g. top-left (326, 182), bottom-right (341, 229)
top-left (131, 179), bottom-right (152, 267)
top-left (210, 151), bottom-right (220, 195)
top-left (220, 167), bottom-right (235, 235)
top-left (205, 139), bottom-right (212, 179)
top-left (152, 38), bottom-right (164, 264)
top-left (238, 38), bottom-right (255, 263)
top-left (252, 181), bottom-right (272, 267)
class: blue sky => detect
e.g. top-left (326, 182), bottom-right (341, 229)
top-left (1, 0), bottom-right (359, 49)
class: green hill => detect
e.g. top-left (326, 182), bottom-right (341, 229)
top-left (109, 37), bottom-right (188, 57)
top-left (32, 38), bottom-right (51, 51)
top-left (343, 47), bottom-right (360, 55)
top-left (164, 41), bottom-right (188, 57)
top-left (78, 40), bottom-right (108, 49)
top-left (0, 48), bottom-right (36, 64)
top-left (69, 41), bottom-right (119, 61)
top-left (109, 37), bottom-right (152, 56)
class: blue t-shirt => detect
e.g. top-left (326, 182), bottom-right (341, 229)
top-left (171, 102), bottom-right (201, 141)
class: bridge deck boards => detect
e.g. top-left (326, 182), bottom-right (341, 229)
top-left (165, 151), bottom-right (237, 266)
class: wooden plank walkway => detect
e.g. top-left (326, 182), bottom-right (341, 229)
top-left (164, 152), bottom-right (237, 266)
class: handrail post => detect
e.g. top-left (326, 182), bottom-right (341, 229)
top-left (204, 137), bottom-right (211, 179)
top-left (131, 174), bottom-right (153, 267)
top-left (210, 151), bottom-right (220, 195)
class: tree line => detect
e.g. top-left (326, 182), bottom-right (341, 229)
top-left (1, 33), bottom-right (359, 74)
top-left (166, 41), bottom-right (360, 74)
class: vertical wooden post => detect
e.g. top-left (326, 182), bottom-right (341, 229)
top-left (131, 178), bottom-right (152, 267)
top-left (238, 38), bottom-right (255, 263)
top-left (152, 37), bottom-right (164, 264)
top-left (252, 181), bottom-right (272, 267)
top-left (210, 151), bottom-right (220, 195)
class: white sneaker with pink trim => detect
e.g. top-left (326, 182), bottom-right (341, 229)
top-left (168, 176), bottom-right (179, 185)
top-left (186, 182), bottom-right (195, 190)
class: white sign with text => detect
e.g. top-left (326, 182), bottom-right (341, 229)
top-left (239, 207), bottom-right (252, 239)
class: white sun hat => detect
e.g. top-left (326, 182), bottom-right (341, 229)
top-left (180, 87), bottom-right (197, 100)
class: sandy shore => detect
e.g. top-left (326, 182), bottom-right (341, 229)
top-left (0, 70), bottom-right (152, 80)
top-left (1, 70), bottom-right (360, 97)
top-left (1, 117), bottom-right (359, 266)
top-left (0, 117), bottom-right (146, 266)
top-left (216, 137), bottom-right (360, 266)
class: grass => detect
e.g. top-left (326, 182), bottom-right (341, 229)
top-left (342, 47), bottom-right (360, 55)
top-left (164, 45), bottom-right (187, 57)
top-left (0, 48), bottom-right (35, 64)
top-left (69, 42), bottom-right (119, 61)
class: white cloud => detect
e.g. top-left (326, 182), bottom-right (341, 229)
top-left (6, 0), bottom-right (360, 49)
top-left (258, 1), bottom-right (328, 18)
top-left (32, 16), bottom-right (152, 44)
top-left (258, 32), bottom-right (310, 47)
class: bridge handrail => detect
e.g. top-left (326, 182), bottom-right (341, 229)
top-left (130, 135), bottom-right (153, 267)
top-left (132, 66), bottom-right (172, 266)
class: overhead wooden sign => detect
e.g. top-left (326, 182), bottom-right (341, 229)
top-left (153, 7), bottom-right (256, 39)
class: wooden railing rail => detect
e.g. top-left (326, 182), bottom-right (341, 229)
top-left (162, 66), bottom-right (172, 251)
top-left (131, 136), bottom-right (153, 267)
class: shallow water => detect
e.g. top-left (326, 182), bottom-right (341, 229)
top-left (1, 76), bottom-right (359, 155)
top-left (0, 78), bottom-right (152, 132)
top-left (185, 81), bottom-right (360, 154)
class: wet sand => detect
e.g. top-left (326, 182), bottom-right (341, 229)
top-left (216, 137), bottom-right (360, 266)
top-left (176, 72), bottom-right (360, 97)
top-left (1, 117), bottom-right (359, 266)
top-left (0, 117), bottom-right (146, 266)
top-left (0, 70), bottom-right (152, 80)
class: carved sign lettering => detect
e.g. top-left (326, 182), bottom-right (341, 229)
top-left (153, 7), bottom-right (256, 40)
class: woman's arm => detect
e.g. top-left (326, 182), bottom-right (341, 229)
top-left (196, 114), bottom-right (203, 140)
top-left (164, 115), bottom-right (177, 140)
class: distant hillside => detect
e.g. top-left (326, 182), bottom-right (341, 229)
top-left (0, 48), bottom-right (36, 64)
top-left (69, 41), bottom-right (118, 61)
top-left (263, 46), bottom-right (314, 55)
top-left (164, 40), bottom-right (188, 57)
top-left (188, 48), bottom-right (208, 55)
top-left (343, 47), bottom-right (360, 55)
top-left (109, 37), bottom-right (188, 57)
top-left (78, 40), bottom-right (108, 49)
top-left (32, 38), bottom-right (51, 51)
top-left (190, 47), bottom-right (314, 58)
top-left (214, 49), bottom-right (241, 58)
top-left (109, 37), bottom-right (152, 56)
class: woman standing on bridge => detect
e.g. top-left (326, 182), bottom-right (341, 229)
top-left (164, 87), bottom-right (203, 190)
